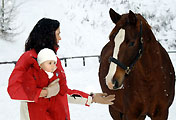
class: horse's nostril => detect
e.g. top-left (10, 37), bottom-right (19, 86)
top-left (112, 79), bottom-right (119, 89)
top-left (112, 79), bottom-right (116, 84)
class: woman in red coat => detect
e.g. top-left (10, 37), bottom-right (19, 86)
top-left (7, 18), bottom-right (115, 120)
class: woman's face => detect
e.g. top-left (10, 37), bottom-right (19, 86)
top-left (55, 27), bottom-right (61, 44)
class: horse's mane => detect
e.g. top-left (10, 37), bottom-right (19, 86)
top-left (136, 14), bottom-right (156, 43)
top-left (137, 14), bottom-right (151, 30)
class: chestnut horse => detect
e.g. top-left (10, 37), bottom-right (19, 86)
top-left (99, 8), bottom-right (175, 120)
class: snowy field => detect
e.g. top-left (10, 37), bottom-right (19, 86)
top-left (0, 0), bottom-right (176, 119)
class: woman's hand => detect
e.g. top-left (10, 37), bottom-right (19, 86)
top-left (45, 79), bottom-right (60, 98)
top-left (39, 79), bottom-right (60, 98)
top-left (39, 89), bottom-right (48, 97)
top-left (91, 93), bottom-right (115, 105)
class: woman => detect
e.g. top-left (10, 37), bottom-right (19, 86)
top-left (7, 18), bottom-right (115, 120)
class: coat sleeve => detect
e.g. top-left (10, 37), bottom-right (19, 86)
top-left (56, 58), bottom-right (93, 106)
top-left (67, 89), bottom-right (93, 106)
top-left (7, 51), bottom-right (42, 102)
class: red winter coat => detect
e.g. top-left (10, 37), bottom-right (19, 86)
top-left (7, 49), bottom-right (92, 120)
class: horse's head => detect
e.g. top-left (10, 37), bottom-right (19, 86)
top-left (106, 8), bottom-right (145, 90)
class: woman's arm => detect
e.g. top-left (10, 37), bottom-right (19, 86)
top-left (7, 51), bottom-right (42, 102)
top-left (56, 57), bottom-right (115, 106)
top-left (67, 89), bottom-right (93, 106)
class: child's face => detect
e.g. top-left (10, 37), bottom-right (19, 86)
top-left (40, 60), bottom-right (57, 73)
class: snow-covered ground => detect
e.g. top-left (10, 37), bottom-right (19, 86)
top-left (0, 0), bottom-right (176, 119)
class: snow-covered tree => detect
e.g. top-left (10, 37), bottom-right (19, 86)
top-left (0, 0), bottom-right (18, 41)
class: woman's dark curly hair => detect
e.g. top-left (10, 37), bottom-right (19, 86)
top-left (25, 18), bottom-right (60, 54)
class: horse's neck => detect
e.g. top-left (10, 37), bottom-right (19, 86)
top-left (135, 28), bottom-right (160, 72)
top-left (137, 38), bottom-right (161, 75)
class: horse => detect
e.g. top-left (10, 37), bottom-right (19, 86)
top-left (99, 8), bottom-right (175, 120)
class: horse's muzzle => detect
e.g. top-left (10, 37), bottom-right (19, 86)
top-left (111, 79), bottom-right (123, 90)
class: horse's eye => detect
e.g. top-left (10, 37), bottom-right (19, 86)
top-left (129, 42), bottom-right (134, 47)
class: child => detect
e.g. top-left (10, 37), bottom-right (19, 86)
top-left (31, 48), bottom-right (69, 119)
top-left (37, 48), bottom-right (68, 98)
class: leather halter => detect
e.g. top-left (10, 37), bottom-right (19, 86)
top-left (109, 21), bottom-right (143, 75)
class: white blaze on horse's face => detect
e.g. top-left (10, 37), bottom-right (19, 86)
top-left (106, 29), bottom-right (125, 90)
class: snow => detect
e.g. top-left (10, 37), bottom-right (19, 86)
top-left (0, 0), bottom-right (176, 119)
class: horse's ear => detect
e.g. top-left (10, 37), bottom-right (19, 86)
top-left (109, 8), bottom-right (121, 24)
top-left (128, 10), bottom-right (137, 25)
